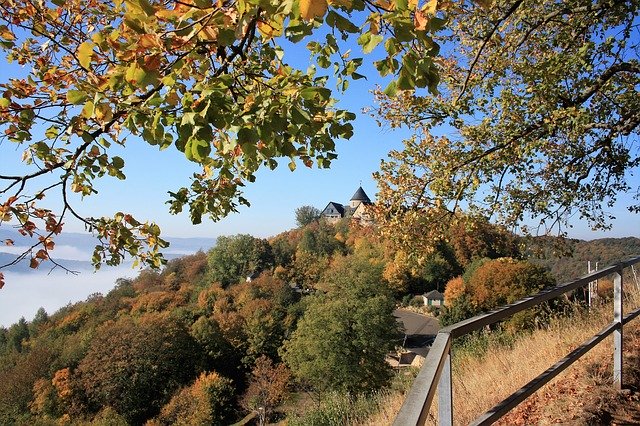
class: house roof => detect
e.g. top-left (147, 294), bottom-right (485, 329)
top-left (322, 202), bottom-right (345, 216)
top-left (351, 186), bottom-right (371, 204)
top-left (424, 290), bottom-right (444, 300)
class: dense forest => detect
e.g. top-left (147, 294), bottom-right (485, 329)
top-left (530, 237), bottom-right (640, 284)
top-left (1, 213), bottom-right (637, 425)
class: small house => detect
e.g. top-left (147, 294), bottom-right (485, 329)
top-left (423, 290), bottom-right (444, 307)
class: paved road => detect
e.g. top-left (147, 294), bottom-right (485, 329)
top-left (393, 309), bottom-right (440, 356)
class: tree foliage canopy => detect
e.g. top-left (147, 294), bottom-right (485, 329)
top-left (281, 254), bottom-right (400, 393)
top-left (374, 0), bottom-right (639, 258)
top-left (207, 233), bottom-right (274, 286)
top-left (294, 205), bottom-right (321, 227)
top-left (0, 0), bottom-right (445, 278)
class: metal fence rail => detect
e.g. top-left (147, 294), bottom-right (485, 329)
top-left (394, 256), bottom-right (640, 426)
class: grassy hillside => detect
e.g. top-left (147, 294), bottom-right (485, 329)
top-left (359, 288), bottom-right (640, 425)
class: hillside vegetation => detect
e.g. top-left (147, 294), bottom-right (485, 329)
top-left (531, 237), bottom-right (640, 284)
top-left (0, 218), bottom-right (638, 425)
top-left (361, 289), bottom-right (640, 425)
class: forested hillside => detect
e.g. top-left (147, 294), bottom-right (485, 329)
top-left (531, 237), bottom-right (640, 284)
top-left (1, 214), bottom-right (637, 425)
top-left (0, 214), bottom-right (528, 425)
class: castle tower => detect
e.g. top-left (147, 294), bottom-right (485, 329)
top-left (349, 186), bottom-right (371, 209)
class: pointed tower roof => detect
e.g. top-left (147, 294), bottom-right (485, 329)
top-left (350, 186), bottom-right (371, 204)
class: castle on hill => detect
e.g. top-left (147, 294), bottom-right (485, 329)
top-left (320, 186), bottom-right (373, 224)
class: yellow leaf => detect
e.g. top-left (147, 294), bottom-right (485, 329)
top-left (77, 41), bottom-right (95, 69)
top-left (0, 25), bottom-right (16, 41)
top-left (300, 0), bottom-right (328, 22)
top-left (328, 0), bottom-right (352, 6)
top-left (421, 0), bottom-right (437, 15)
top-left (257, 15), bottom-right (283, 40)
top-left (200, 26), bottom-right (218, 42)
top-left (138, 33), bottom-right (162, 49)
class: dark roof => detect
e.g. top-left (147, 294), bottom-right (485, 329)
top-left (350, 186), bottom-right (371, 203)
top-left (424, 290), bottom-right (444, 300)
top-left (321, 202), bottom-right (345, 216)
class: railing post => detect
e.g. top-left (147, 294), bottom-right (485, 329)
top-left (613, 268), bottom-right (623, 391)
top-left (438, 350), bottom-right (453, 426)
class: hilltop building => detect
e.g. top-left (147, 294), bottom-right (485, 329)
top-left (321, 186), bottom-right (373, 224)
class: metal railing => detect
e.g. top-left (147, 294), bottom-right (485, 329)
top-left (394, 256), bottom-right (640, 426)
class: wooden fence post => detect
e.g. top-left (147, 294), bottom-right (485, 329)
top-left (613, 269), bottom-right (623, 390)
top-left (438, 351), bottom-right (453, 426)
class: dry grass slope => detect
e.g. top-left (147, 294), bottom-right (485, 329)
top-left (360, 290), bottom-right (640, 425)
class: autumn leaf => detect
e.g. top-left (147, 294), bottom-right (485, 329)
top-left (422, 0), bottom-right (438, 15)
top-left (300, 0), bottom-right (328, 21)
top-left (0, 272), bottom-right (4, 289)
top-left (414, 9), bottom-right (429, 30)
top-left (66, 90), bottom-right (88, 105)
top-left (77, 41), bottom-right (95, 69)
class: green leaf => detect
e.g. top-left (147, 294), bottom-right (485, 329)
top-left (326, 11), bottom-right (359, 33)
top-left (358, 32), bottom-right (383, 54)
top-left (0, 98), bottom-right (9, 108)
top-left (112, 156), bottom-right (125, 169)
top-left (238, 127), bottom-right (258, 144)
top-left (300, 87), bottom-right (331, 101)
top-left (383, 80), bottom-right (398, 97)
top-left (186, 137), bottom-right (211, 162)
top-left (45, 126), bottom-right (59, 139)
top-left (81, 100), bottom-right (95, 118)
top-left (66, 90), bottom-right (88, 105)
top-left (136, 0), bottom-right (156, 16)
top-left (77, 41), bottom-right (95, 69)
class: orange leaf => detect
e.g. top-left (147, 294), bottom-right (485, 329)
top-left (414, 9), bottom-right (429, 30)
top-left (300, 0), bottom-right (328, 21)
top-left (138, 34), bottom-right (162, 49)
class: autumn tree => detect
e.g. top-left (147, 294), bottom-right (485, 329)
top-left (76, 315), bottom-right (202, 424)
top-left (440, 258), bottom-right (557, 327)
top-left (211, 273), bottom-right (297, 364)
top-left (281, 254), bottom-right (400, 394)
top-left (241, 355), bottom-right (291, 424)
top-left (154, 371), bottom-right (235, 426)
top-left (295, 205), bottom-right (322, 227)
top-left (298, 220), bottom-right (345, 257)
top-left (0, 0), bottom-right (446, 280)
top-left (207, 234), bottom-right (274, 286)
top-left (0, 344), bottom-right (57, 424)
top-left (374, 0), bottom-right (639, 258)
top-left (467, 258), bottom-right (555, 311)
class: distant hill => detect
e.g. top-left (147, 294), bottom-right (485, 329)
top-left (530, 237), bottom-right (640, 284)
top-left (0, 228), bottom-right (216, 272)
top-left (0, 252), bottom-right (93, 273)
